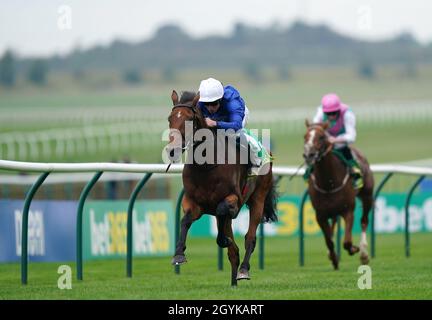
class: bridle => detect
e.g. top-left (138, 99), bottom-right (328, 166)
top-left (306, 125), bottom-right (350, 194)
top-left (166, 103), bottom-right (213, 172)
top-left (305, 125), bottom-right (333, 163)
top-left (171, 103), bottom-right (200, 132)
top-left (168, 103), bottom-right (220, 172)
top-left (170, 103), bottom-right (202, 152)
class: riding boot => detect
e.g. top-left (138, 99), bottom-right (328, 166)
top-left (340, 146), bottom-right (363, 189)
top-left (240, 129), bottom-right (268, 176)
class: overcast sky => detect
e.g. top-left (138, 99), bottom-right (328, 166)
top-left (1, 0), bottom-right (431, 57)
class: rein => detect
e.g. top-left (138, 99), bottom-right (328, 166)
top-left (289, 161), bottom-right (305, 181)
top-left (171, 103), bottom-right (199, 132)
top-left (167, 103), bottom-right (218, 172)
top-left (166, 104), bottom-right (198, 172)
top-left (306, 125), bottom-right (349, 194)
top-left (316, 142), bottom-right (333, 162)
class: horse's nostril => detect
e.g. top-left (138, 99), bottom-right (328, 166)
top-left (169, 149), bottom-right (175, 158)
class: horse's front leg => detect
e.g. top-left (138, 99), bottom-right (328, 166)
top-left (316, 215), bottom-right (339, 270)
top-left (342, 210), bottom-right (360, 256)
top-left (171, 195), bottom-right (202, 265)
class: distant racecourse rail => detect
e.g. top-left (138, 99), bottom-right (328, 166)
top-left (0, 159), bottom-right (431, 285)
top-left (2, 102), bottom-right (432, 162)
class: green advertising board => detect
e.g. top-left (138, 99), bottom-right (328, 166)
top-left (80, 193), bottom-right (431, 260)
top-left (189, 193), bottom-right (432, 238)
top-left (83, 200), bottom-right (174, 260)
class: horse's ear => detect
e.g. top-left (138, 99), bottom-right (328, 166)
top-left (191, 92), bottom-right (200, 107)
top-left (171, 90), bottom-right (179, 106)
top-left (305, 119), bottom-right (311, 128)
top-left (322, 121), bottom-right (330, 130)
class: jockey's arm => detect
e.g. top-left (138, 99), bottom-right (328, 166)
top-left (312, 106), bottom-right (324, 123)
top-left (216, 102), bottom-right (244, 131)
top-left (333, 111), bottom-right (357, 144)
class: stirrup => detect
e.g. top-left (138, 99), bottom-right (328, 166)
top-left (353, 178), bottom-right (364, 190)
top-left (350, 166), bottom-right (362, 178)
top-left (248, 163), bottom-right (261, 176)
top-left (349, 166), bottom-right (363, 190)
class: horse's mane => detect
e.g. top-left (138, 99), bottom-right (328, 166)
top-left (179, 91), bottom-right (207, 129)
top-left (180, 91), bottom-right (197, 104)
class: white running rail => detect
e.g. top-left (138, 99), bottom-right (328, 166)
top-left (1, 160), bottom-right (431, 183)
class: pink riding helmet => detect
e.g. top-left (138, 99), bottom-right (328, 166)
top-left (322, 93), bottom-right (342, 113)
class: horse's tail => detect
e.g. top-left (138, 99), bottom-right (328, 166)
top-left (263, 179), bottom-right (278, 223)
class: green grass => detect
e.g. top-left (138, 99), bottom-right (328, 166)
top-left (0, 65), bottom-right (430, 193)
top-left (2, 65), bottom-right (432, 109)
top-left (1, 233), bottom-right (431, 300)
top-left (270, 121), bottom-right (432, 166)
top-left (1, 66), bottom-right (431, 165)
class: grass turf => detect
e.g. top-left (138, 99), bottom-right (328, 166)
top-left (1, 233), bottom-right (431, 300)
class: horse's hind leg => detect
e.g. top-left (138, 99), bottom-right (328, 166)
top-left (237, 195), bottom-right (265, 280)
top-left (223, 217), bottom-right (240, 286)
top-left (354, 149), bottom-right (374, 264)
top-left (215, 195), bottom-right (239, 248)
top-left (358, 191), bottom-right (373, 265)
top-left (317, 216), bottom-right (339, 270)
top-left (171, 195), bottom-right (202, 266)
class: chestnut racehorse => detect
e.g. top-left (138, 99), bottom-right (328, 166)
top-left (166, 90), bottom-right (278, 286)
top-left (303, 121), bottom-right (374, 269)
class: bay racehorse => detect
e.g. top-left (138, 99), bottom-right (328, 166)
top-left (166, 90), bottom-right (278, 286)
top-left (303, 120), bottom-right (374, 269)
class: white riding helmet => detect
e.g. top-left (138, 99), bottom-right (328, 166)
top-left (198, 78), bottom-right (224, 102)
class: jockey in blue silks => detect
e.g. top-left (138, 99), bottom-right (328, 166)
top-left (197, 78), bottom-right (270, 175)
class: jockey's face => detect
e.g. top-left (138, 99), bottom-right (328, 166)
top-left (204, 100), bottom-right (220, 114)
top-left (325, 111), bottom-right (340, 121)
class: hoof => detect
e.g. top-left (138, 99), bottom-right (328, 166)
top-left (349, 245), bottom-right (360, 256)
top-left (236, 269), bottom-right (251, 281)
top-left (360, 254), bottom-right (369, 265)
top-left (332, 260), bottom-right (339, 270)
top-left (216, 236), bottom-right (232, 248)
top-left (171, 255), bottom-right (187, 266)
top-left (328, 252), bottom-right (339, 270)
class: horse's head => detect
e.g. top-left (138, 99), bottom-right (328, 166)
top-left (166, 90), bottom-right (203, 161)
top-left (303, 119), bottom-right (332, 166)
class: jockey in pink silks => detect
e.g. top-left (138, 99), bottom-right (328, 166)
top-left (313, 93), bottom-right (363, 189)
